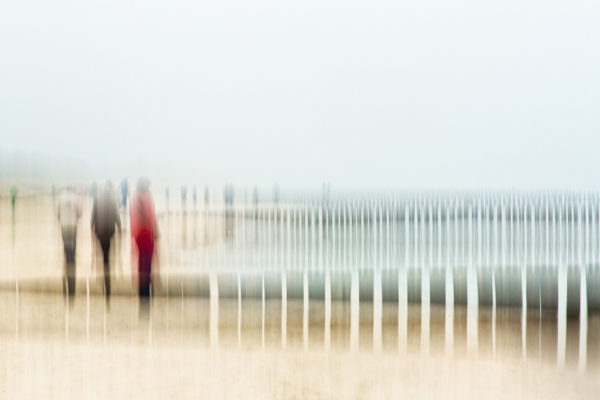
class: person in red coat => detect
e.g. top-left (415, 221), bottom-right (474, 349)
top-left (130, 178), bottom-right (159, 300)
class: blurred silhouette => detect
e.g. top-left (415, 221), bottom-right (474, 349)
top-left (192, 189), bottom-right (198, 246)
top-left (10, 186), bottom-right (17, 209)
top-left (224, 184), bottom-right (234, 206)
top-left (120, 178), bottom-right (129, 209)
top-left (181, 187), bottom-right (188, 246)
top-left (181, 185), bottom-right (188, 213)
top-left (253, 185), bottom-right (259, 241)
top-left (56, 187), bottom-right (82, 298)
top-left (131, 178), bottom-right (159, 311)
top-left (192, 186), bottom-right (197, 212)
top-left (224, 184), bottom-right (235, 238)
top-left (91, 181), bottom-right (121, 305)
top-left (10, 186), bottom-right (17, 247)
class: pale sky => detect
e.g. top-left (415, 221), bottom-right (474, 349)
top-left (1, 0), bottom-right (599, 190)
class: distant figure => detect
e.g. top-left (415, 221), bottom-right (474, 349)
top-left (192, 186), bottom-right (197, 211)
top-left (91, 181), bottom-right (121, 303)
top-left (57, 187), bottom-right (82, 298)
top-left (224, 184), bottom-right (234, 207)
top-left (131, 178), bottom-right (159, 301)
top-left (203, 185), bottom-right (209, 243)
top-left (223, 184), bottom-right (235, 237)
top-left (120, 179), bottom-right (129, 208)
top-left (181, 186), bottom-right (188, 211)
top-left (10, 186), bottom-right (17, 209)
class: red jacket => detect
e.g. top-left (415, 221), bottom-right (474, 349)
top-left (130, 191), bottom-right (158, 253)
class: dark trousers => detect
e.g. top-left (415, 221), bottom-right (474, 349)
top-left (63, 244), bottom-right (76, 297)
top-left (62, 228), bottom-right (77, 297)
top-left (136, 242), bottom-right (154, 318)
top-left (99, 237), bottom-right (112, 298)
top-left (138, 248), bottom-right (153, 318)
top-left (138, 247), bottom-right (153, 297)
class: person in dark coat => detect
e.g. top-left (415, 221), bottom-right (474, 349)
top-left (91, 181), bottom-right (121, 304)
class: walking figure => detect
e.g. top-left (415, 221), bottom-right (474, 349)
top-left (131, 178), bottom-right (159, 307)
top-left (91, 181), bottom-right (121, 305)
top-left (57, 187), bottom-right (82, 298)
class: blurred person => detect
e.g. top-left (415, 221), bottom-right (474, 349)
top-left (10, 186), bottom-right (17, 244)
top-left (192, 186), bottom-right (197, 211)
top-left (224, 184), bottom-right (234, 207)
top-left (10, 186), bottom-right (17, 209)
top-left (130, 178), bottom-right (159, 306)
top-left (120, 178), bottom-right (129, 209)
top-left (224, 184), bottom-right (235, 238)
top-left (181, 185), bottom-right (188, 211)
top-left (57, 187), bottom-right (82, 298)
top-left (253, 185), bottom-right (259, 239)
top-left (91, 181), bottom-right (121, 304)
top-left (192, 186), bottom-right (199, 245)
top-left (203, 185), bottom-right (209, 244)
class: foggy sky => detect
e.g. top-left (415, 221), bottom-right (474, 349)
top-left (1, 0), bottom-right (599, 190)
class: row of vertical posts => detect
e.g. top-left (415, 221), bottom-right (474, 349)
top-left (186, 192), bottom-right (599, 276)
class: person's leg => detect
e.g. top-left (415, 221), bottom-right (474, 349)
top-left (62, 229), bottom-right (76, 297)
top-left (138, 247), bottom-right (153, 318)
top-left (100, 238), bottom-right (111, 299)
top-left (63, 246), bottom-right (76, 297)
top-left (139, 273), bottom-right (150, 297)
top-left (138, 250), bottom-right (151, 297)
top-left (66, 247), bottom-right (76, 297)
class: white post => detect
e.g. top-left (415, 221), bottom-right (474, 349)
top-left (237, 272), bottom-right (242, 348)
top-left (557, 198), bottom-right (567, 368)
top-left (579, 198), bottom-right (588, 372)
top-left (281, 270), bottom-right (287, 349)
top-left (399, 202), bottom-right (409, 354)
top-left (325, 269), bottom-right (331, 351)
top-left (467, 204), bottom-right (478, 354)
top-left (262, 272), bottom-right (265, 349)
top-left (421, 203), bottom-right (430, 355)
top-left (445, 199), bottom-right (454, 356)
top-left (522, 200), bottom-right (528, 360)
top-left (350, 269), bottom-right (359, 352)
top-left (303, 269), bottom-right (309, 351)
top-left (210, 271), bottom-right (219, 348)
